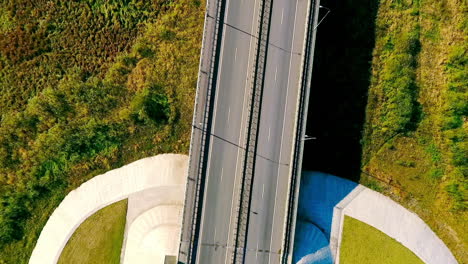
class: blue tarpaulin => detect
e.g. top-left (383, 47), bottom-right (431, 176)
top-left (293, 171), bottom-right (357, 263)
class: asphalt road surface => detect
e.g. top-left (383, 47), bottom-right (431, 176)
top-left (195, 0), bottom-right (309, 262)
top-left (244, 0), bottom-right (308, 263)
top-left (196, 0), bottom-right (260, 262)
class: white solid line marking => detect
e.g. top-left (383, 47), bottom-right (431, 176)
top-left (256, 240), bottom-right (259, 259)
top-left (281, 8), bottom-right (284, 25)
top-left (235, 47), bottom-right (238, 61)
top-left (268, 127), bottom-right (271, 142)
top-left (262, 184), bottom-right (265, 199)
top-left (274, 66), bottom-right (278, 81)
top-left (227, 107), bottom-right (231, 123)
top-left (221, 167), bottom-right (224, 183)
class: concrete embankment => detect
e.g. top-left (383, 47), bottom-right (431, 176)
top-left (29, 154), bottom-right (188, 264)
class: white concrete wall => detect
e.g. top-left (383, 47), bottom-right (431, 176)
top-left (329, 185), bottom-right (365, 260)
top-left (331, 185), bottom-right (457, 264)
top-left (119, 185), bottom-right (186, 263)
top-left (122, 204), bottom-right (183, 264)
top-left (29, 154), bottom-right (188, 264)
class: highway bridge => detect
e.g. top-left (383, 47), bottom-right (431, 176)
top-left (178, 0), bottom-right (320, 263)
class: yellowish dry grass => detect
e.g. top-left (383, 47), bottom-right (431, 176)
top-left (361, 0), bottom-right (467, 262)
top-left (58, 199), bottom-right (127, 264)
top-left (340, 216), bottom-right (424, 264)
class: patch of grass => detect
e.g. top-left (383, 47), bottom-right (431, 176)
top-left (363, 1), bottom-right (422, 154)
top-left (361, 0), bottom-right (467, 262)
top-left (340, 216), bottom-right (424, 264)
top-left (362, 178), bottom-right (384, 192)
top-left (446, 183), bottom-right (466, 211)
top-left (58, 199), bottom-right (127, 264)
top-left (423, 23), bottom-right (440, 42)
top-left (428, 168), bottom-right (444, 180)
top-left (396, 160), bottom-right (416, 168)
top-left (425, 143), bottom-right (442, 163)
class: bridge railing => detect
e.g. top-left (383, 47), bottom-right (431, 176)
top-left (281, 0), bottom-right (321, 263)
top-left (178, 0), bottom-right (226, 262)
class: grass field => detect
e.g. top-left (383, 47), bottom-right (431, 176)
top-left (340, 216), bottom-right (424, 264)
top-left (0, 1), bottom-right (204, 262)
top-left (360, 0), bottom-right (467, 261)
top-left (57, 199), bottom-right (127, 264)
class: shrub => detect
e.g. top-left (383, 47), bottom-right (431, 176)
top-left (0, 192), bottom-right (30, 246)
top-left (451, 142), bottom-right (467, 167)
top-left (131, 87), bottom-right (171, 124)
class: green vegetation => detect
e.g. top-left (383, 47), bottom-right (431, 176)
top-left (58, 199), bottom-right (127, 264)
top-left (340, 216), bottom-right (424, 264)
top-left (0, 0), bottom-right (204, 262)
top-left (361, 0), bottom-right (467, 262)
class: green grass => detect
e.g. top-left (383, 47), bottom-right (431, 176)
top-left (340, 216), bottom-right (424, 264)
top-left (57, 199), bottom-right (127, 264)
top-left (0, 1), bottom-right (204, 262)
top-left (361, 0), bottom-right (467, 262)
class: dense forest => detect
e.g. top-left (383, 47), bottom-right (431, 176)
top-left (0, 0), bottom-right (204, 262)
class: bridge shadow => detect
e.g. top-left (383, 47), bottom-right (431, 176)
top-left (302, 0), bottom-right (379, 182)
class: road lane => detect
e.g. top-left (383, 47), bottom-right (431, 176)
top-left (188, 0), bottom-right (312, 262)
top-left (196, 0), bottom-right (260, 262)
top-left (244, 0), bottom-right (309, 263)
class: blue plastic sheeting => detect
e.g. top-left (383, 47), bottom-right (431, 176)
top-left (293, 221), bottom-right (332, 264)
top-left (293, 171), bottom-right (357, 263)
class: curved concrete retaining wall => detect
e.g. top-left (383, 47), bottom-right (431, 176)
top-left (29, 154), bottom-right (188, 264)
top-left (123, 204), bottom-right (184, 264)
top-left (331, 185), bottom-right (457, 264)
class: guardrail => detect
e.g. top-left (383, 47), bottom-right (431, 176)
top-left (281, 0), bottom-right (321, 263)
top-left (178, 0), bottom-right (227, 263)
top-left (231, 0), bottom-right (274, 263)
